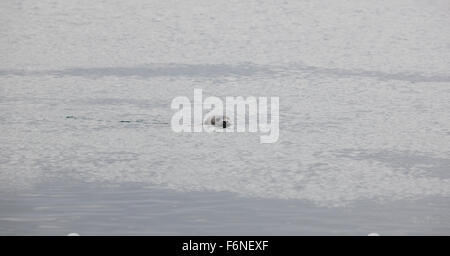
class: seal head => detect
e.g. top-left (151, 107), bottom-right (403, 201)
top-left (205, 115), bottom-right (231, 128)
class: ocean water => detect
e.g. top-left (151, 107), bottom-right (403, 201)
top-left (0, 0), bottom-right (449, 235)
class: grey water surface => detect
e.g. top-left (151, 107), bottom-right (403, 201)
top-left (1, 0), bottom-right (449, 235)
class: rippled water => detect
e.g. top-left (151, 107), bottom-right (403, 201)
top-left (1, 0), bottom-right (449, 235)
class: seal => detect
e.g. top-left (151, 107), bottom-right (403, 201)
top-left (205, 115), bottom-right (231, 128)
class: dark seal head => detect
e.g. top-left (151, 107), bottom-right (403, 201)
top-left (205, 115), bottom-right (231, 128)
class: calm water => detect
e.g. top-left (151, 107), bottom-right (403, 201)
top-left (1, 0), bottom-right (449, 235)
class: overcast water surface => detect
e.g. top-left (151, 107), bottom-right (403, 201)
top-left (1, 0), bottom-right (449, 235)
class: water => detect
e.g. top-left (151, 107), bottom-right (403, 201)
top-left (1, 0), bottom-right (449, 235)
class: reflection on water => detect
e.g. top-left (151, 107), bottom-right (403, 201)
top-left (1, 182), bottom-right (449, 235)
top-left (2, 63), bottom-right (450, 82)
